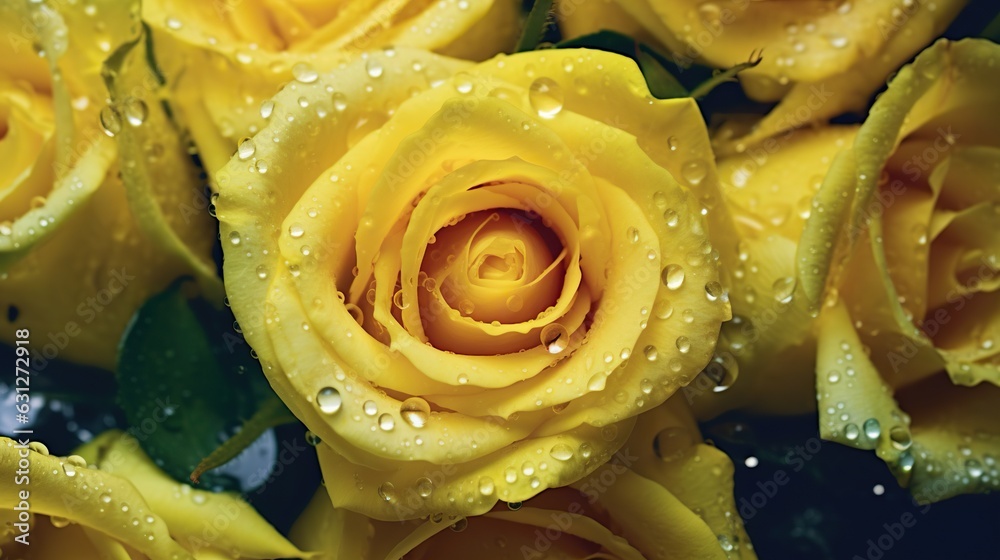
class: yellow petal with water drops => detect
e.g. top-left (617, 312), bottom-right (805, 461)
top-left (290, 490), bottom-right (372, 560)
top-left (894, 376), bottom-right (1000, 502)
top-left (0, 437), bottom-right (193, 560)
top-left (76, 431), bottom-right (306, 559)
top-left (599, 396), bottom-right (755, 559)
top-left (102, 26), bottom-right (223, 302)
top-left (143, 0), bottom-right (518, 176)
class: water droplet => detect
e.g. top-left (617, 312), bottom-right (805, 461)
top-left (237, 137), bottom-right (256, 160)
top-left (317, 387), bottom-right (342, 414)
top-left (626, 226), bottom-right (640, 243)
top-left (661, 264), bottom-right (685, 289)
top-left (61, 462), bottom-right (77, 477)
top-left (292, 63), bottom-right (318, 83)
top-left (681, 160), bottom-right (708, 186)
top-left (100, 106), bottom-right (122, 136)
top-left (541, 323), bottom-right (570, 354)
top-left (400, 397), bottom-right (430, 428)
top-left (502, 467), bottom-right (518, 484)
top-left (289, 223), bottom-right (305, 238)
top-left (844, 423), bottom-right (860, 441)
top-left (378, 413), bottom-right (395, 431)
top-left (675, 336), bottom-right (691, 353)
top-left (305, 431), bottom-right (321, 446)
top-left (966, 459), bottom-right (984, 478)
top-left (259, 100), bottom-right (274, 119)
top-left (549, 443), bottom-right (574, 461)
top-left (889, 426), bottom-right (912, 450)
top-left (653, 427), bottom-right (695, 462)
top-left (507, 501), bottom-right (522, 510)
top-left (378, 482), bottom-right (396, 503)
top-left (704, 281), bottom-right (724, 301)
top-left (643, 345), bottom-right (659, 361)
top-left (416, 477), bottom-right (434, 497)
top-left (123, 97), bottom-right (147, 126)
top-left (528, 77), bottom-right (564, 118)
top-left (505, 294), bottom-right (524, 312)
top-left (450, 517), bottom-right (468, 532)
top-left (664, 209), bottom-right (679, 227)
top-left (478, 476), bottom-right (495, 495)
top-left (772, 276), bottom-right (796, 303)
top-left (50, 516), bottom-right (71, 528)
top-left (863, 418), bottom-right (881, 440)
top-left (366, 59), bottom-right (384, 78)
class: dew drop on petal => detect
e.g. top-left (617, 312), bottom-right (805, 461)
top-left (416, 477), bottom-right (434, 497)
top-left (528, 77), bottom-right (564, 118)
top-left (661, 264), bottom-right (685, 290)
top-left (317, 387), bottom-right (342, 414)
top-left (549, 443), bottom-right (574, 461)
top-left (237, 137), bottom-right (256, 160)
top-left (540, 323), bottom-right (570, 354)
top-left (400, 397), bottom-right (430, 428)
top-left (772, 276), bottom-right (797, 303)
top-left (378, 482), bottom-right (396, 503)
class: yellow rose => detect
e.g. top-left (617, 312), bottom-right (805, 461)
top-left (687, 124), bottom-right (859, 419)
top-left (0, 0), bottom-right (219, 369)
top-left (558, 0), bottom-right (967, 152)
top-left (216, 47), bottom-right (732, 520)
top-left (143, 0), bottom-right (521, 174)
top-left (0, 431), bottom-right (303, 559)
top-left (291, 397), bottom-right (755, 560)
top-left (717, 38), bottom-right (1000, 501)
top-left (795, 38), bottom-right (1000, 502)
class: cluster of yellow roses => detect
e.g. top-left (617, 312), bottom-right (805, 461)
top-left (1, 0), bottom-right (997, 558)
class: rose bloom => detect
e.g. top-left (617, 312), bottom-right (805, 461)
top-left (709, 38), bottom-right (1000, 502)
top-left (558, 0), bottom-right (967, 152)
top-left (0, 432), bottom-right (302, 559)
top-left (216, 46), bottom-right (732, 520)
top-left (291, 397), bottom-right (755, 560)
top-left (0, 0), bottom-right (218, 369)
top-left (142, 0), bottom-right (521, 174)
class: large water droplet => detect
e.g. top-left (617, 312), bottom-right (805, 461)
top-left (549, 443), bottom-right (574, 461)
top-left (889, 426), bottom-right (911, 450)
top-left (416, 477), bottom-right (434, 498)
top-left (317, 387), bottom-right (342, 414)
top-left (681, 160), bottom-right (708, 186)
top-left (237, 137), bottom-right (256, 160)
top-left (478, 476), bottom-right (495, 495)
top-left (123, 97), bottom-right (148, 126)
top-left (100, 106), bottom-right (122, 137)
top-left (366, 59), bottom-right (384, 78)
top-left (292, 63), bottom-right (318, 83)
top-left (863, 418), bottom-right (881, 440)
top-left (844, 423), bottom-right (860, 441)
top-left (378, 482), bottom-right (396, 503)
top-left (653, 427), bottom-right (695, 462)
top-left (378, 413), bottom-right (395, 431)
top-left (540, 323), bottom-right (570, 354)
top-left (528, 77), bottom-right (564, 119)
top-left (400, 397), bottom-right (430, 428)
top-left (772, 276), bottom-right (797, 303)
top-left (661, 264), bottom-right (685, 289)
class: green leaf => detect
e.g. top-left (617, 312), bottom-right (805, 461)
top-left (117, 280), bottom-right (292, 490)
top-left (636, 49), bottom-right (688, 99)
top-left (516, 0), bottom-right (555, 53)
